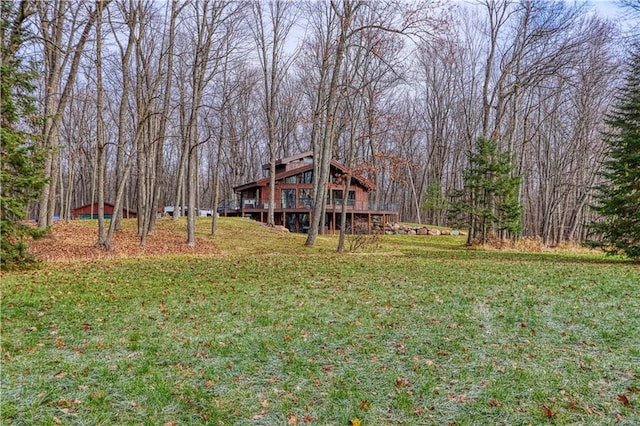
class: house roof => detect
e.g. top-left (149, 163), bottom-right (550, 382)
top-left (261, 150), bottom-right (313, 170)
top-left (234, 159), bottom-right (375, 192)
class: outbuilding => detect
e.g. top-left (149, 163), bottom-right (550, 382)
top-left (72, 202), bottom-right (137, 220)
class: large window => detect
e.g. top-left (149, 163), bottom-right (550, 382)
top-left (284, 175), bottom-right (297, 184)
top-left (281, 189), bottom-right (296, 209)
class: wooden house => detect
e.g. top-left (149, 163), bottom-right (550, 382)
top-left (72, 202), bottom-right (137, 220)
top-left (233, 152), bottom-right (397, 233)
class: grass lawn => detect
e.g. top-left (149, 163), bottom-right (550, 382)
top-left (2, 218), bottom-right (639, 425)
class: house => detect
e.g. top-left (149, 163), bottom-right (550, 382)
top-left (72, 202), bottom-right (137, 219)
top-left (233, 151), bottom-right (398, 233)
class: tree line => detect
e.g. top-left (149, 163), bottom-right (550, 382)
top-left (1, 0), bottom-right (639, 263)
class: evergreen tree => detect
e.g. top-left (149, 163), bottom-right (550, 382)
top-left (448, 136), bottom-right (522, 245)
top-left (1, 2), bottom-right (48, 269)
top-left (421, 181), bottom-right (448, 225)
top-left (590, 45), bottom-right (640, 259)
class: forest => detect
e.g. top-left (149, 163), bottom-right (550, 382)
top-left (2, 0), bottom-right (639, 249)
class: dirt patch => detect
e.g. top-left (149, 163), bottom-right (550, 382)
top-left (28, 220), bottom-right (220, 263)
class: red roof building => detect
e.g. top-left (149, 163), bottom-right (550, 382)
top-left (72, 202), bottom-right (137, 220)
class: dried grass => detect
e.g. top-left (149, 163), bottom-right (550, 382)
top-left (479, 236), bottom-right (594, 254)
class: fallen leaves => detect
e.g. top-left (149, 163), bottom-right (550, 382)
top-left (55, 398), bottom-right (80, 415)
top-left (286, 413), bottom-right (299, 425)
top-left (27, 220), bottom-right (220, 262)
top-left (89, 391), bottom-right (106, 400)
top-left (395, 378), bottom-right (413, 388)
top-left (617, 393), bottom-right (631, 407)
top-left (250, 410), bottom-right (267, 421)
top-left (258, 394), bottom-right (269, 408)
top-left (487, 399), bottom-right (501, 407)
top-left (542, 405), bottom-right (557, 418)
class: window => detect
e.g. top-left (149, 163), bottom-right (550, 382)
top-left (281, 189), bottom-right (296, 209)
top-left (300, 170), bottom-right (313, 184)
top-left (284, 175), bottom-right (297, 184)
top-left (328, 189), bottom-right (355, 206)
top-left (299, 189), bottom-right (313, 208)
top-left (332, 190), bottom-right (343, 204)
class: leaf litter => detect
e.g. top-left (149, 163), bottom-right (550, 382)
top-left (27, 219), bottom-right (220, 262)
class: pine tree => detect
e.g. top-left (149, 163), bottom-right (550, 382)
top-left (1, 2), bottom-right (48, 269)
top-left (449, 136), bottom-right (523, 246)
top-left (421, 181), bottom-right (448, 225)
top-left (590, 45), bottom-right (640, 259)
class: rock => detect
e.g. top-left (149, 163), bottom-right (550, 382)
top-left (395, 230), bottom-right (407, 235)
top-left (417, 228), bottom-right (429, 235)
top-left (408, 229), bottom-right (416, 235)
top-left (385, 231), bottom-right (394, 235)
top-left (450, 230), bottom-right (460, 236)
top-left (440, 229), bottom-right (450, 235)
top-left (392, 223), bottom-right (401, 231)
top-left (427, 228), bottom-right (441, 236)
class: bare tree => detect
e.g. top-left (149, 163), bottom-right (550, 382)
top-left (249, 0), bottom-right (298, 227)
top-left (99, 0), bottom-right (164, 250)
top-left (36, 0), bottom-right (111, 228)
top-left (145, 0), bottom-right (184, 238)
top-left (304, 0), bottom-right (360, 246)
top-left (95, 0), bottom-right (107, 247)
top-left (303, 0), bottom-right (445, 246)
top-left (171, 0), bottom-right (245, 246)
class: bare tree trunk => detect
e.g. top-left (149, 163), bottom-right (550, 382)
top-left (337, 112), bottom-right (357, 253)
top-left (95, 0), bottom-right (106, 247)
top-left (211, 117), bottom-right (224, 236)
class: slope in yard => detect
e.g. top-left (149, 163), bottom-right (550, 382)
top-left (3, 218), bottom-right (639, 425)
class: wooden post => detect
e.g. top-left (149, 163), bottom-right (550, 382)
top-left (332, 211), bottom-right (336, 234)
top-left (351, 211), bottom-right (354, 234)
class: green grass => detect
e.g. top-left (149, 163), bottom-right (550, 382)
top-left (2, 218), bottom-right (639, 425)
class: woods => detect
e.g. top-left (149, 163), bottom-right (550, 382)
top-left (2, 0), bottom-right (638, 253)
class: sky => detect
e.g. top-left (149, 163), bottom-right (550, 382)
top-left (589, 0), bottom-right (628, 18)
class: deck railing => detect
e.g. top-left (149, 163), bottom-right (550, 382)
top-left (242, 198), bottom-right (396, 212)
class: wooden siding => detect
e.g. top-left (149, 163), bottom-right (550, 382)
top-left (72, 203), bottom-right (137, 219)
